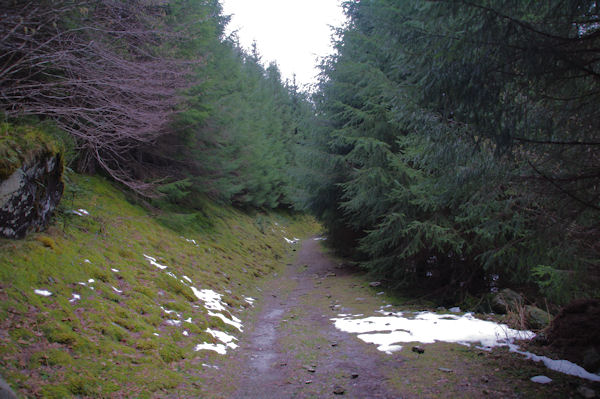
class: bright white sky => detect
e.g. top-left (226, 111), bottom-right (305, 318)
top-left (220, 0), bottom-right (347, 89)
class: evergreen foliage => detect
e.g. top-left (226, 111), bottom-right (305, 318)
top-left (296, 0), bottom-right (600, 304)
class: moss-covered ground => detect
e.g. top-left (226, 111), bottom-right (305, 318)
top-left (0, 172), bottom-right (318, 398)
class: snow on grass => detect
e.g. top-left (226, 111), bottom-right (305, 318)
top-left (182, 275), bottom-right (192, 284)
top-left (34, 289), bottom-right (52, 297)
top-left (160, 306), bottom-right (181, 318)
top-left (508, 344), bottom-right (600, 382)
top-left (190, 287), bottom-right (226, 312)
top-left (194, 343), bottom-right (227, 355)
top-left (332, 311), bottom-right (534, 354)
top-left (207, 311), bottom-right (243, 331)
top-left (166, 271), bottom-right (178, 279)
top-left (70, 209), bottom-right (89, 216)
top-left (111, 286), bottom-right (122, 293)
top-left (84, 259), bottom-right (91, 264)
top-left (183, 237), bottom-right (198, 246)
top-left (244, 297), bottom-right (255, 306)
top-left (333, 309), bottom-right (600, 382)
top-left (206, 328), bottom-right (239, 349)
top-left (283, 237), bottom-right (299, 244)
top-left (111, 268), bottom-right (120, 273)
top-left (143, 254), bottom-right (168, 270)
top-left (195, 329), bottom-right (239, 355)
top-left (165, 319), bottom-right (182, 326)
top-left (69, 293), bottom-right (81, 303)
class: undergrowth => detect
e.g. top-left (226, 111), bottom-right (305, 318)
top-left (0, 172), bottom-right (318, 398)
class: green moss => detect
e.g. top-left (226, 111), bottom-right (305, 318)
top-left (30, 348), bottom-right (74, 367)
top-left (44, 324), bottom-right (79, 346)
top-left (40, 384), bottom-right (72, 399)
top-left (9, 327), bottom-right (35, 342)
top-left (158, 341), bottom-right (184, 363)
top-left (67, 375), bottom-right (99, 396)
top-left (100, 323), bottom-right (128, 342)
top-left (157, 274), bottom-right (195, 302)
top-left (135, 339), bottom-right (158, 351)
top-left (35, 235), bottom-right (57, 250)
top-left (0, 122), bottom-right (65, 179)
top-left (0, 171), bottom-right (319, 397)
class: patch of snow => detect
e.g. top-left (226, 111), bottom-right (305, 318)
top-left (194, 343), bottom-right (227, 355)
top-left (190, 287), bottom-right (226, 312)
top-left (284, 237), bottom-right (299, 244)
top-left (153, 333), bottom-right (160, 336)
top-left (88, 279), bottom-right (95, 283)
top-left (333, 309), bottom-right (600, 381)
top-left (69, 293), bottom-right (81, 303)
top-left (160, 306), bottom-right (181, 318)
top-left (34, 289), bottom-right (52, 297)
top-left (449, 307), bottom-right (461, 313)
top-left (182, 275), bottom-right (192, 284)
top-left (244, 297), bottom-right (255, 305)
top-left (70, 209), bottom-right (89, 216)
top-left (165, 319), bottom-right (181, 326)
top-left (206, 328), bottom-right (239, 349)
top-left (84, 259), bottom-right (91, 264)
top-left (111, 268), bottom-right (120, 273)
top-left (332, 311), bottom-right (534, 354)
top-left (531, 376), bottom-right (552, 384)
top-left (189, 286), bottom-right (243, 330)
top-left (111, 286), bottom-right (122, 293)
top-left (166, 271), bottom-right (178, 279)
top-left (207, 311), bottom-right (243, 331)
top-left (183, 331), bottom-right (189, 336)
top-left (202, 363), bottom-right (220, 369)
top-left (184, 238), bottom-right (198, 245)
top-left (313, 237), bottom-right (327, 241)
top-left (78, 282), bottom-right (87, 286)
top-left (509, 344), bottom-right (600, 382)
top-left (184, 318), bottom-right (193, 323)
top-left (143, 254), bottom-right (168, 270)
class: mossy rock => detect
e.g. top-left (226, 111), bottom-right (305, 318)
top-left (0, 123), bottom-right (64, 238)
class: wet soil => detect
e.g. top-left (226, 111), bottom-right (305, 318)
top-left (201, 238), bottom-right (600, 399)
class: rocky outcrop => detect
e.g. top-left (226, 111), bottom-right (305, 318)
top-left (0, 152), bottom-right (64, 238)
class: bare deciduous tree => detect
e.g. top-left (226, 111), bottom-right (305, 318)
top-left (0, 0), bottom-right (192, 194)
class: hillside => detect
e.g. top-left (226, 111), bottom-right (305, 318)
top-left (0, 173), bottom-right (317, 398)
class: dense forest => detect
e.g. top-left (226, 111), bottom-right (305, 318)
top-left (1, 0), bottom-right (599, 307)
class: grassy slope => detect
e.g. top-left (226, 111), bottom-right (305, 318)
top-left (0, 173), bottom-right (318, 398)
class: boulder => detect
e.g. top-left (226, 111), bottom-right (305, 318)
top-left (525, 305), bottom-right (551, 330)
top-left (0, 147), bottom-right (63, 239)
top-left (491, 288), bottom-right (523, 314)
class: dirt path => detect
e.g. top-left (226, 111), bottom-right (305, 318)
top-left (200, 238), bottom-right (598, 399)
top-left (225, 237), bottom-right (400, 399)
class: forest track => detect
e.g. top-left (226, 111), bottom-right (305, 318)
top-left (200, 238), bottom-right (599, 399)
